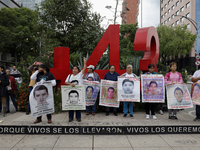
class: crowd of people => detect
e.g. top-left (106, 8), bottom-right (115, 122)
top-left (1, 60), bottom-right (200, 124)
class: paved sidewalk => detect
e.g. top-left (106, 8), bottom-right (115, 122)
top-left (0, 107), bottom-right (200, 149)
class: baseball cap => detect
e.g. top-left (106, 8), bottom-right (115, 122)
top-left (87, 65), bottom-right (95, 69)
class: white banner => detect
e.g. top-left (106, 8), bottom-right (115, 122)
top-left (141, 74), bottom-right (165, 103)
top-left (61, 85), bottom-right (86, 110)
top-left (117, 77), bottom-right (140, 102)
top-left (99, 80), bottom-right (119, 107)
top-left (30, 82), bottom-right (54, 118)
top-left (167, 83), bottom-right (193, 109)
top-left (83, 80), bottom-right (100, 106)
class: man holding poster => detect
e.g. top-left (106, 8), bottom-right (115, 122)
top-left (120, 65), bottom-right (138, 118)
top-left (191, 69), bottom-right (200, 121)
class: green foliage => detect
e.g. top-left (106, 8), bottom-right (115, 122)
top-left (54, 88), bottom-right (62, 114)
top-left (39, 0), bottom-right (104, 55)
top-left (156, 24), bottom-right (196, 64)
top-left (0, 7), bottom-right (39, 60)
top-left (16, 83), bottom-right (29, 112)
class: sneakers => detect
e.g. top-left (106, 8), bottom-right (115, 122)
top-left (123, 114), bottom-right (127, 118)
top-left (69, 118), bottom-right (73, 122)
top-left (77, 118), bottom-right (81, 122)
top-left (146, 114), bottom-right (150, 119)
top-left (169, 116), bottom-right (173, 119)
top-left (193, 117), bottom-right (200, 121)
top-left (173, 116), bottom-right (178, 120)
top-left (159, 110), bottom-right (163, 115)
top-left (114, 112), bottom-right (118, 116)
top-left (130, 114), bottom-right (134, 119)
top-left (106, 112), bottom-right (109, 116)
top-left (152, 115), bottom-right (157, 120)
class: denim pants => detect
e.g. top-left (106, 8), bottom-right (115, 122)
top-left (106, 107), bottom-right (117, 112)
top-left (6, 92), bottom-right (18, 111)
top-left (123, 102), bottom-right (133, 115)
top-left (69, 110), bottom-right (81, 119)
top-left (26, 86), bottom-right (33, 112)
top-left (86, 102), bottom-right (96, 113)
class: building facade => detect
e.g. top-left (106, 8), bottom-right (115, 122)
top-left (161, 0), bottom-right (200, 68)
top-left (14, 0), bottom-right (43, 10)
top-left (121, 0), bottom-right (139, 24)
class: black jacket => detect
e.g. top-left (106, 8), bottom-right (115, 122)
top-left (0, 71), bottom-right (9, 97)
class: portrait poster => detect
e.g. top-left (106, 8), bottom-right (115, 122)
top-left (191, 82), bottom-right (200, 105)
top-left (61, 85), bottom-right (86, 110)
top-left (83, 80), bottom-right (100, 106)
top-left (167, 83), bottom-right (193, 109)
top-left (141, 74), bottom-right (165, 103)
top-left (29, 82), bottom-right (54, 118)
top-left (99, 80), bottom-right (119, 107)
top-left (117, 77), bottom-right (140, 102)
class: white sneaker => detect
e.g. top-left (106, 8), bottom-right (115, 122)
top-left (159, 110), bottom-right (163, 115)
top-left (146, 114), bottom-right (150, 119)
top-left (152, 115), bottom-right (157, 120)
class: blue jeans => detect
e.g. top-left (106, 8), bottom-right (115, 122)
top-left (6, 92), bottom-right (18, 111)
top-left (27, 87), bottom-right (33, 112)
top-left (123, 102), bottom-right (133, 115)
top-left (106, 107), bottom-right (117, 112)
top-left (86, 102), bottom-right (96, 113)
top-left (69, 110), bottom-right (81, 119)
top-left (196, 105), bottom-right (200, 118)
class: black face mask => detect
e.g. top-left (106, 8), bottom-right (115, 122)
top-left (34, 67), bottom-right (38, 70)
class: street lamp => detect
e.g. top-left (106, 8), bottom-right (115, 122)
top-left (175, 15), bottom-right (199, 70)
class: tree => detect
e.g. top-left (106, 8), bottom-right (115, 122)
top-left (0, 7), bottom-right (39, 61)
top-left (156, 24), bottom-right (196, 64)
top-left (39, 0), bottom-right (104, 55)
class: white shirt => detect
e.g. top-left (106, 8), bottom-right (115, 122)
top-left (125, 73), bottom-right (137, 78)
top-left (193, 70), bottom-right (200, 83)
top-left (65, 72), bottom-right (84, 85)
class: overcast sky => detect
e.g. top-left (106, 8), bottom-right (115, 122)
top-left (88, 0), bottom-right (160, 29)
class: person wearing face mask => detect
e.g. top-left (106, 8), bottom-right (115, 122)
top-left (0, 65), bottom-right (9, 117)
top-left (65, 57), bottom-right (87, 122)
top-left (31, 64), bottom-right (56, 124)
top-left (121, 65), bottom-right (138, 118)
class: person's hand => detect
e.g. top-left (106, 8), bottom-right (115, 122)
top-left (33, 61), bottom-right (37, 65)
top-left (71, 83), bottom-right (75, 87)
top-left (83, 57), bottom-right (86, 63)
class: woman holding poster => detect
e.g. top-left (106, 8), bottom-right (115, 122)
top-left (65, 57), bottom-right (86, 122)
top-left (164, 62), bottom-right (183, 120)
top-left (144, 64), bottom-right (158, 120)
top-left (31, 64), bottom-right (56, 124)
top-left (104, 65), bottom-right (119, 116)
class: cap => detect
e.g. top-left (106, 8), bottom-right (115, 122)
top-left (87, 65), bottom-right (95, 69)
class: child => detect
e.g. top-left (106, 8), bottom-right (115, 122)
top-left (164, 62), bottom-right (183, 120)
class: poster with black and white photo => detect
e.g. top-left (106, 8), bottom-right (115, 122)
top-left (29, 82), bottom-right (54, 118)
top-left (61, 85), bottom-right (85, 110)
top-left (117, 77), bottom-right (140, 102)
top-left (83, 80), bottom-right (100, 106)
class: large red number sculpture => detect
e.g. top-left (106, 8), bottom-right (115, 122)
top-left (50, 25), bottom-right (159, 85)
top-left (134, 26), bottom-right (159, 72)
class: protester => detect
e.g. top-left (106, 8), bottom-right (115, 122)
top-left (26, 62), bottom-right (41, 115)
top-left (191, 68), bottom-right (200, 121)
top-left (83, 65), bottom-right (100, 115)
top-left (31, 64), bottom-right (56, 123)
top-left (104, 65), bottom-right (119, 116)
top-left (0, 65), bottom-right (9, 117)
top-left (164, 62), bottom-right (183, 120)
top-left (10, 66), bottom-right (22, 89)
top-left (6, 69), bottom-right (18, 113)
top-left (121, 65), bottom-right (138, 118)
top-left (65, 57), bottom-right (86, 122)
top-left (144, 64), bottom-right (158, 120)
